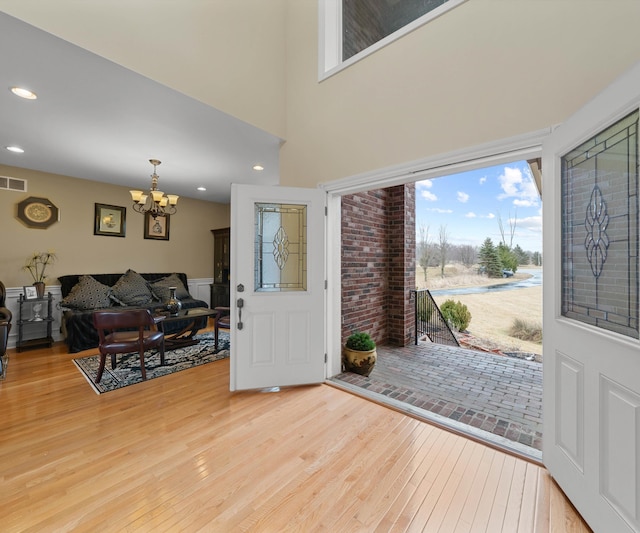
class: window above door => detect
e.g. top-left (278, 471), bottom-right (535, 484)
top-left (319, 0), bottom-right (467, 80)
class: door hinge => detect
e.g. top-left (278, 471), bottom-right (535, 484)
top-left (325, 206), bottom-right (328, 216)
top-left (324, 353), bottom-right (327, 363)
top-left (324, 279), bottom-right (328, 290)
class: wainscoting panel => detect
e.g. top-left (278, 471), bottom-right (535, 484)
top-left (188, 278), bottom-right (214, 308)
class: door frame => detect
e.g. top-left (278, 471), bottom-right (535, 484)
top-left (321, 127), bottom-right (550, 378)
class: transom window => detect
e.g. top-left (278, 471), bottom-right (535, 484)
top-left (343, 0), bottom-right (448, 61)
top-left (320, 0), bottom-right (467, 79)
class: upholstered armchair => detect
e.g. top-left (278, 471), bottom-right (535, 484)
top-left (0, 281), bottom-right (12, 378)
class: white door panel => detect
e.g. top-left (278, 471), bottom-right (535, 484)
top-left (230, 184), bottom-right (326, 391)
top-left (543, 61), bottom-right (640, 532)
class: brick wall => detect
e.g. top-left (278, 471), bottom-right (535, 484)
top-left (341, 184), bottom-right (415, 347)
top-left (388, 183), bottom-right (416, 346)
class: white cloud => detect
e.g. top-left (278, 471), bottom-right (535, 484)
top-left (514, 198), bottom-right (536, 207)
top-left (465, 212), bottom-right (477, 218)
top-left (479, 176), bottom-right (487, 185)
top-left (484, 213), bottom-right (495, 219)
top-left (497, 166), bottom-right (539, 207)
top-left (518, 214), bottom-right (542, 233)
top-left (426, 207), bottom-right (453, 214)
top-left (421, 190), bottom-right (438, 201)
top-left (417, 178), bottom-right (439, 200)
top-left (457, 191), bottom-right (469, 203)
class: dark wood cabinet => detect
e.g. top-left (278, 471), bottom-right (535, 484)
top-left (211, 227), bottom-right (230, 308)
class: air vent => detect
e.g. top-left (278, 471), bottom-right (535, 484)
top-left (0, 176), bottom-right (27, 192)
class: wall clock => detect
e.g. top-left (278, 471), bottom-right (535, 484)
top-left (17, 196), bottom-right (59, 229)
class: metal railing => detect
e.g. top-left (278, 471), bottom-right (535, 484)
top-left (411, 289), bottom-right (459, 347)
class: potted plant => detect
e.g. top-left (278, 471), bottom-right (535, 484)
top-left (343, 331), bottom-right (377, 376)
top-left (22, 251), bottom-right (57, 298)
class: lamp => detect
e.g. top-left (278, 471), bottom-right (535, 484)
top-left (129, 159), bottom-right (179, 218)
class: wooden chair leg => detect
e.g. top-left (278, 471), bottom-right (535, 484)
top-left (159, 338), bottom-right (165, 366)
top-left (96, 353), bottom-right (107, 384)
top-left (139, 349), bottom-right (147, 380)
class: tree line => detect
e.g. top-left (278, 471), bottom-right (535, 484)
top-left (417, 223), bottom-right (542, 281)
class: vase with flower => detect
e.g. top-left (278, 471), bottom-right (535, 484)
top-left (22, 251), bottom-right (57, 298)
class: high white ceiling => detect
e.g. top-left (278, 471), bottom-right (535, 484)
top-left (0, 12), bottom-right (282, 204)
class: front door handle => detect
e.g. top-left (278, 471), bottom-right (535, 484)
top-left (237, 298), bottom-right (244, 330)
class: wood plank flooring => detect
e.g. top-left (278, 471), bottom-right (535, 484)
top-left (0, 339), bottom-right (591, 532)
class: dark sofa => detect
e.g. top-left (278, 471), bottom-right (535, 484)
top-left (58, 271), bottom-right (208, 353)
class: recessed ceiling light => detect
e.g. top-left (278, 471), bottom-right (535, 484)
top-left (253, 164), bottom-right (264, 171)
top-left (10, 87), bottom-right (37, 100)
top-left (6, 146), bottom-right (24, 153)
top-left (197, 186), bottom-right (207, 191)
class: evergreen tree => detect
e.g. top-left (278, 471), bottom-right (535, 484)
top-left (478, 238), bottom-right (502, 278)
top-left (497, 242), bottom-right (518, 273)
top-left (513, 244), bottom-right (530, 265)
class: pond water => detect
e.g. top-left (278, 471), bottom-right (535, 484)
top-left (429, 268), bottom-right (543, 297)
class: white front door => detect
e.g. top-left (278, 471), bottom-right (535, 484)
top-left (229, 184), bottom-right (326, 391)
top-left (543, 62), bottom-right (640, 532)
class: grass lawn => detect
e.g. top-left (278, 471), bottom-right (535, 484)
top-left (416, 264), bottom-right (543, 356)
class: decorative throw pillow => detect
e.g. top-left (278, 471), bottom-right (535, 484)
top-left (149, 273), bottom-right (190, 302)
top-left (60, 275), bottom-right (113, 310)
top-left (110, 269), bottom-right (155, 306)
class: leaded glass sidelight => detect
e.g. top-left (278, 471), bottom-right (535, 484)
top-left (254, 203), bottom-right (307, 291)
top-left (561, 110), bottom-right (639, 338)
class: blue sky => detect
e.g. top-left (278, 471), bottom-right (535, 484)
top-left (415, 160), bottom-right (542, 253)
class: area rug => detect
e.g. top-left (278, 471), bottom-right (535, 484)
top-left (73, 332), bottom-right (229, 394)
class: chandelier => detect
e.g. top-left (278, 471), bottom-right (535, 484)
top-left (129, 159), bottom-right (179, 218)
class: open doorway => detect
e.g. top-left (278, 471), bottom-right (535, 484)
top-left (326, 143), bottom-right (545, 461)
top-left (416, 159), bottom-right (542, 360)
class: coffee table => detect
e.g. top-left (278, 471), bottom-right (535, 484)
top-left (154, 307), bottom-right (219, 349)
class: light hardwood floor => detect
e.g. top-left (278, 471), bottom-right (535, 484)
top-left (1, 338), bottom-right (591, 532)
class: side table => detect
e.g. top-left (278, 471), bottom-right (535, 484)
top-left (17, 292), bottom-right (54, 352)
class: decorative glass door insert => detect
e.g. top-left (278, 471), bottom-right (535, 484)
top-left (561, 110), bottom-right (639, 338)
top-left (254, 203), bottom-right (307, 291)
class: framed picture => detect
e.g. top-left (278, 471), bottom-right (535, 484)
top-left (144, 212), bottom-right (170, 240)
top-left (23, 286), bottom-right (38, 299)
top-left (94, 203), bottom-right (126, 237)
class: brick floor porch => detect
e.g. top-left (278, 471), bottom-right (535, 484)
top-left (330, 341), bottom-right (543, 461)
